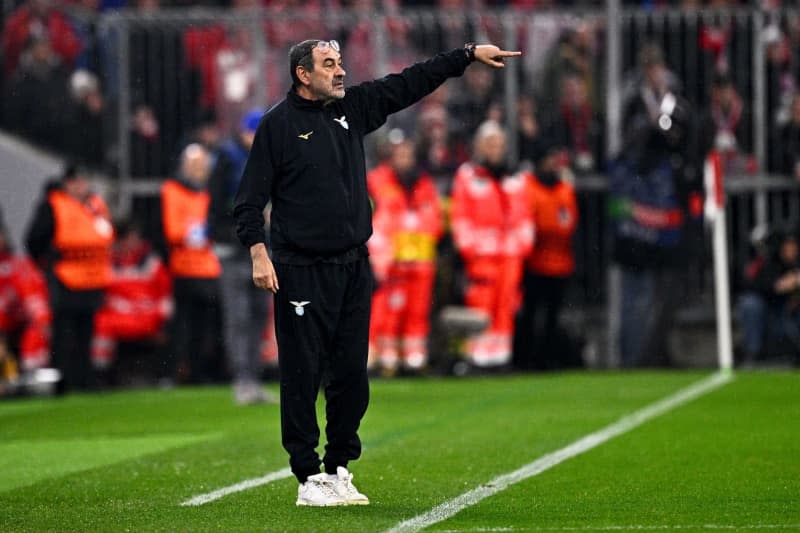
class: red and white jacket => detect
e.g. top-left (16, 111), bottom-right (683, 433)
top-left (0, 254), bottom-right (49, 332)
top-left (367, 164), bottom-right (444, 281)
top-left (102, 243), bottom-right (172, 319)
top-left (450, 162), bottom-right (534, 260)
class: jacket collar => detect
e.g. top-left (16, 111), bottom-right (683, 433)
top-left (287, 90), bottom-right (327, 111)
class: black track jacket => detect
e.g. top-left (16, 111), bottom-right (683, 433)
top-left (233, 48), bottom-right (472, 264)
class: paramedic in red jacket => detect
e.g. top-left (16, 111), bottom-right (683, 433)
top-left (0, 222), bottom-right (50, 371)
top-left (514, 143), bottom-right (579, 370)
top-left (367, 136), bottom-right (443, 374)
top-left (451, 120), bottom-right (534, 367)
top-left (92, 220), bottom-right (172, 371)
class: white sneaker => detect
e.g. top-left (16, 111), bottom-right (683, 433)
top-left (233, 382), bottom-right (278, 406)
top-left (328, 466), bottom-right (369, 505)
top-left (296, 473), bottom-right (346, 507)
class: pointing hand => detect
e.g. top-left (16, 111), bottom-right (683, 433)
top-left (474, 45), bottom-right (522, 69)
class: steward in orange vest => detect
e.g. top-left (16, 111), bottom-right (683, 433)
top-left (526, 167), bottom-right (578, 279)
top-left (26, 164), bottom-right (114, 392)
top-left (161, 178), bottom-right (221, 280)
top-left (158, 144), bottom-right (221, 384)
top-left (514, 143), bottom-right (581, 371)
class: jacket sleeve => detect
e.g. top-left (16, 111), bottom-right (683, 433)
top-left (347, 48), bottom-right (472, 134)
top-left (233, 120), bottom-right (274, 249)
top-left (25, 199), bottom-right (54, 263)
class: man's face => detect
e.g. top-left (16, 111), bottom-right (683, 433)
top-left (645, 63), bottom-right (667, 93)
top-left (300, 44), bottom-right (346, 102)
top-left (539, 152), bottom-right (561, 174)
top-left (117, 231), bottom-right (143, 255)
top-left (781, 237), bottom-right (799, 265)
top-left (478, 132), bottom-right (507, 166)
top-left (390, 141), bottom-right (416, 176)
top-left (197, 124), bottom-right (220, 149)
top-left (64, 176), bottom-right (91, 202)
top-left (182, 147), bottom-right (211, 187)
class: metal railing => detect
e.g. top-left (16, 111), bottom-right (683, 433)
top-left (84, 7), bottom-right (800, 310)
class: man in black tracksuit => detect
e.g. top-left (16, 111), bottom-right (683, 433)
top-left (234, 38), bottom-right (519, 506)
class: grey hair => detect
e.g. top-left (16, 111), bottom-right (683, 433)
top-left (473, 120), bottom-right (506, 147)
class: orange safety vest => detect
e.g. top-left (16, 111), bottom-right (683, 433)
top-left (49, 190), bottom-right (114, 290)
top-left (526, 175), bottom-right (578, 277)
top-left (161, 179), bottom-right (221, 279)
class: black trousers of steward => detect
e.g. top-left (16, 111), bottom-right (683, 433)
top-left (273, 256), bottom-right (371, 483)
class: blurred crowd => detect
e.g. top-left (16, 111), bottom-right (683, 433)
top-left (3, 1), bottom-right (800, 397)
top-left (0, 0), bottom-right (800, 178)
top-left (2, 1), bottom-right (800, 179)
top-left (1, 120), bottom-right (282, 401)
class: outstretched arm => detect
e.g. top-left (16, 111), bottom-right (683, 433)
top-left (349, 44), bottom-right (521, 134)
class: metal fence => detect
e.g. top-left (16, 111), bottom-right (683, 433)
top-left (88, 6), bottom-right (800, 309)
top-left (98, 8), bottom-right (608, 207)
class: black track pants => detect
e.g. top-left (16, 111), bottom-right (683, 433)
top-left (273, 257), bottom-right (371, 483)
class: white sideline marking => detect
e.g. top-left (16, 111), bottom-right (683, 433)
top-left (180, 467), bottom-right (293, 506)
top-left (385, 372), bottom-right (733, 533)
top-left (440, 525), bottom-right (800, 532)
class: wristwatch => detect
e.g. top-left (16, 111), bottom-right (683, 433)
top-left (464, 42), bottom-right (476, 62)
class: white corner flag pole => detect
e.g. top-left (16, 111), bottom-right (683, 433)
top-left (705, 152), bottom-right (734, 373)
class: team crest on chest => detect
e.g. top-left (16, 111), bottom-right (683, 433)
top-left (290, 301), bottom-right (310, 316)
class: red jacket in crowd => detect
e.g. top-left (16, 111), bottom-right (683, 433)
top-left (450, 162), bottom-right (534, 367)
top-left (2, 4), bottom-right (82, 75)
top-left (367, 163), bottom-right (444, 372)
top-left (92, 241), bottom-right (172, 367)
top-left (0, 254), bottom-right (51, 370)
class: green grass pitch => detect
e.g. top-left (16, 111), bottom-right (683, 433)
top-left (1, 371), bottom-right (798, 532)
